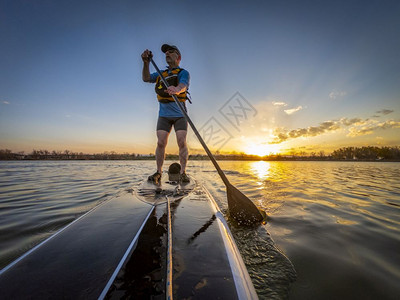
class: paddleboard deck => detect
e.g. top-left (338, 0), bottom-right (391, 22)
top-left (0, 191), bottom-right (155, 299)
top-left (170, 184), bottom-right (258, 299)
top-left (136, 172), bottom-right (195, 205)
top-left (105, 175), bottom-right (258, 299)
top-left (103, 201), bottom-right (170, 299)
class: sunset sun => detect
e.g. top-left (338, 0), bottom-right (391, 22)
top-left (244, 143), bottom-right (281, 156)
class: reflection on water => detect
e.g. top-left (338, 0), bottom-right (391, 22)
top-left (1, 160), bottom-right (400, 299)
top-left (251, 161), bottom-right (271, 181)
top-left (190, 161), bottom-right (400, 299)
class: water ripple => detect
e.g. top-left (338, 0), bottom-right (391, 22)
top-left (1, 160), bottom-right (399, 298)
top-left (0, 160), bottom-right (149, 268)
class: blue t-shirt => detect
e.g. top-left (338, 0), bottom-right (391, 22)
top-left (150, 67), bottom-right (190, 118)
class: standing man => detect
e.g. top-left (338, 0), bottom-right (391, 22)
top-left (141, 44), bottom-right (190, 183)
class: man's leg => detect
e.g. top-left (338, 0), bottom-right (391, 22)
top-left (156, 130), bottom-right (169, 173)
top-left (176, 130), bottom-right (188, 173)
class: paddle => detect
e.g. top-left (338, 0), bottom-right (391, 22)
top-left (149, 56), bottom-right (265, 225)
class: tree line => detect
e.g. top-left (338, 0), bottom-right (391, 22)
top-left (0, 149), bottom-right (141, 160)
top-left (0, 146), bottom-right (399, 161)
top-left (331, 146), bottom-right (400, 160)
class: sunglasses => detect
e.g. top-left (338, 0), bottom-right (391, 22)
top-left (165, 49), bottom-right (179, 55)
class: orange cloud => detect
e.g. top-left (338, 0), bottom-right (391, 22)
top-left (348, 120), bottom-right (400, 137)
top-left (270, 117), bottom-right (400, 144)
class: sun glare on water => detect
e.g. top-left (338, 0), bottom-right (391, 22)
top-left (250, 161), bottom-right (271, 180)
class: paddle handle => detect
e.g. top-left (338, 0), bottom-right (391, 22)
top-left (150, 58), bottom-right (230, 187)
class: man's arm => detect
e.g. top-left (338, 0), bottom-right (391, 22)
top-left (166, 83), bottom-right (187, 95)
top-left (165, 69), bottom-right (189, 95)
top-left (141, 49), bottom-right (152, 82)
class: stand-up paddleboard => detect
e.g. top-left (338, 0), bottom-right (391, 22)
top-left (103, 164), bottom-right (259, 299)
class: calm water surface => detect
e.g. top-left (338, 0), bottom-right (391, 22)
top-left (1, 160), bottom-right (399, 299)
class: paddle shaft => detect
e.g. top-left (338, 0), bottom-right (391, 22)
top-left (150, 58), bottom-right (230, 187)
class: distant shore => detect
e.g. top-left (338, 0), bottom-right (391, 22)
top-left (1, 158), bottom-right (399, 162)
top-left (1, 147), bottom-right (400, 162)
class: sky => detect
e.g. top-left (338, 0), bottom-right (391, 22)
top-left (1, 0), bottom-right (399, 155)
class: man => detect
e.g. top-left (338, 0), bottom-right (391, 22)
top-left (141, 44), bottom-right (190, 183)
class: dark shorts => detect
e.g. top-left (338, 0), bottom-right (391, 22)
top-left (157, 117), bottom-right (188, 133)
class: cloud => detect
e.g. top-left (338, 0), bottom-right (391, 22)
top-left (340, 117), bottom-right (367, 126)
top-left (271, 120), bottom-right (340, 143)
top-left (347, 120), bottom-right (400, 137)
top-left (329, 90), bottom-right (347, 100)
top-left (272, 101), bottom-right (287, 106)
top-left (380, 120), bottom-right (400, 129)
top-left (270, 117), bottom-right (400, 144)
top-left (2, 101), bottom-right (10, 105)
top-left (284, 106), bottom-right (303, 115)
top-left (347, 127), bottom-right (373, 137)
top-left (376, 109), bottom-right (394, 115)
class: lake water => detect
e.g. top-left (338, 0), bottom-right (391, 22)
top-left (0, 160), bottom-right (399, 299)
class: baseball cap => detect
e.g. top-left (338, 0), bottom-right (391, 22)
top-left (161, 44), bottom-right (181, 56)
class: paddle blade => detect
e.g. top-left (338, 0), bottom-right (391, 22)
top-left (227, 184), bottom-right (265, 226)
